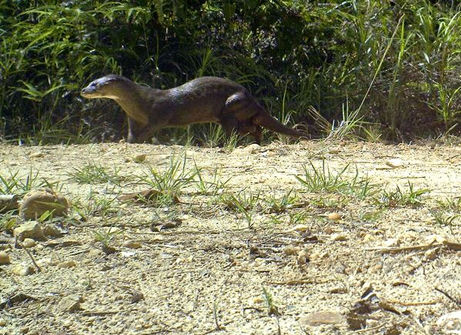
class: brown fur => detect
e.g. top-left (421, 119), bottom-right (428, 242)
top-left (81, 75), bottom-right (304, 143)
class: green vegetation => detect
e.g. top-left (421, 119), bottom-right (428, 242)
top-left (375, 182), bottom-right (429, 207)
top-left (139, 155), bottom-right (197, 206)
top-left (295, 160), bottom-right (376, 198)
top-left (0, 169), bottom-right (47, 195)
top-left (74, 193), bottom-right (120, 220)
top-left (69, 163), bottom-right (125, 185)
top-left (1, 1), bottom-right (459, 143)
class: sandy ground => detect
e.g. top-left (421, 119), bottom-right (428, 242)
top-left (0, 140), bottom-right (460, 335)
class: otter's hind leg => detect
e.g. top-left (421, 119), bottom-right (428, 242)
top-left (220, 115), bottom-right (239, 138)
top-left (223, 92), bottom-right (259, 121)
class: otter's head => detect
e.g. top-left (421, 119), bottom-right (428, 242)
top-left (81, 75), bottom-right (131, 100)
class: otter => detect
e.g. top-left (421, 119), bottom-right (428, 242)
top-left (81, 75), bottom-right (303, 143)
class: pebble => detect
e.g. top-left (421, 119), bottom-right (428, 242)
top-left (436, 311), bottom-right (461, 334)
top-left (123, 241), bottom-right (142, 249)
top-left (297, 249), bottom-right (309, 265)
top-left (133, 154), bottom-right (146, 163)
top-left (12, 264), bottom-right (36, 276)
top-left (42, 224), bottom-right (64, 238)
top-left (283, 245), bottom-right (299, 256)
top-left (327, 212), bottom-right (342, 221)
top-left (0, 252), bottom-right (10, 265)
top-left (385, 158), bottom-right (404, 168)
top-left (57, 295), bottom-right (83, 313)
top-left (291, 224), bottom-right (310, 233)
top-left (57, 260), bottom-right (77, 269)
top-left (29, 151), bottom-right (44, 158)
top-left (331, 233), bottom-right (348, 241)
top-left (252, 297), bottom-right (264, 304)
top-left (243, 143), bottom-right (261, 154)
top-left (0, 319), bottom-right (6, 326)
top-left (424, 248), bottom-right (438, 260)
top-left (22, 238), bottom-right (36, 248)
top-left (383, 238), bottom-right (399, 247)
top-left (300, 311), bottom-right (345, 326)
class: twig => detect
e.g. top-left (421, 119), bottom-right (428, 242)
top-left (21, 242), bottom-right (41, 273)
top-left (435, 287), bottom-right (461, 306)
top-left (266, 278), bottom-right (328, 286)
top-left (354, 323), bottom-right (386, 333)
top-left (385, 299), bottom-right (439, 306)
top-left (365, 240), bottom-right (461, 253)
top-left (81, 310), bottom-right (118, 316)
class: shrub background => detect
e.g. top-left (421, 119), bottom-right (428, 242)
top-left (1, 0), bottom-right (460, 144)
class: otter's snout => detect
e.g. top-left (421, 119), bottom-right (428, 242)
top-left (81, 85), bottom-right (97, 98)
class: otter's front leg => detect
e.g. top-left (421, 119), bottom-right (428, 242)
top-left (127, 118), bottom-right (156, 143)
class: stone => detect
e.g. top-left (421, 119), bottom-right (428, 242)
top-left (14, 221), bottom-right (45, 241)
top-left (42, 224), bottom-right (64, 238)
top-left (57, 295), bottom-right (83, 313)
top-left (133, 154), bottom-right (146, 163)
top-left (385, 158), bottom-right (404, 168)
top-left (283, 245), bottom-right (299, 256)
top-left (300, 311), bottom-right (345, 326)
top-left (0, 252), bottom-right (10, 265)
top-left (57, 260), bottom-right (76, 269)
top-left (123, 241), bottom-right (142, 249)
top-left (327, 212), bottom-right (342, 221)
top-left (331, 233), bottom-right (348, 241)
top-left (22, 238), bottom-right (36, 248)
top-left (0, 194), bottom-right (19, 213)
top-left (435, 311), bottom-right (461, 334)
top-left (19, 190), bottom-right (70, 220)
top-left (12, 264), bottom-right (36, 276)
top-left (297, 249), bottom-right (309, 265)
top-left (29, 151), bottom-right (44, 158)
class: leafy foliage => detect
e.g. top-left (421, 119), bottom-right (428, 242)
top-left (1, 0), bottom-right (460, 143)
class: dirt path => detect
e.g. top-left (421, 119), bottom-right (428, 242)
top-left (1, 141), bottom-right (460, 335)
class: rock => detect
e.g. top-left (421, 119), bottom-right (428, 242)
top-left (123, 241), bottom-right (142, 249)
top-left (327, 212), bottom-right (342, 221)
top-left (19, 190), bottom-right (70, 220)
top-left (252, 297), bottom-right (264, 304)
top-left (42, 224), bottom-right (64, 238)
top-left (283, 245), bottom-right (299, 256)
top-left (0, 252), bottom-right (10, 265)
top-left (129, 290), bottom-right (144, 303)
top-left (300, 311), bottom-right (345, 326)
top-left (331, 233), bottom-right (348, 241)
top-left (14, 221), bottom-right (45, 241)
top-left (291, 224), bottom-right (310, 233)
top-left (22, 238), bottom-right (36, 248)
top-left (240, 143), bottom-right (261, 154)
top-left (297, 249), bottom-right (309, 266)
top-left (57, 295), bottom-right (83, 313)
top-left (29, 151), bottom-right (44, 158)
top-left (435, 311), bottom-right (461, 334)
top-left (133, 154), bottom-right (146, 163)
top-left (12, 264), bottom-right (36, 276)
top-left (385, 158), bottom-right (404, 168)
top-left (424, 248), bottom-right (438, 260)
top-left (0, 319), bottom-right (6, 326)
top-left (0, 194), bottom-right (19, 213)
top-left (57, 260), bottom-right (76, 269)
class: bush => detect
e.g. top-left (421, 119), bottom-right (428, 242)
top-left (0, 0), bottom-right (459, 143)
